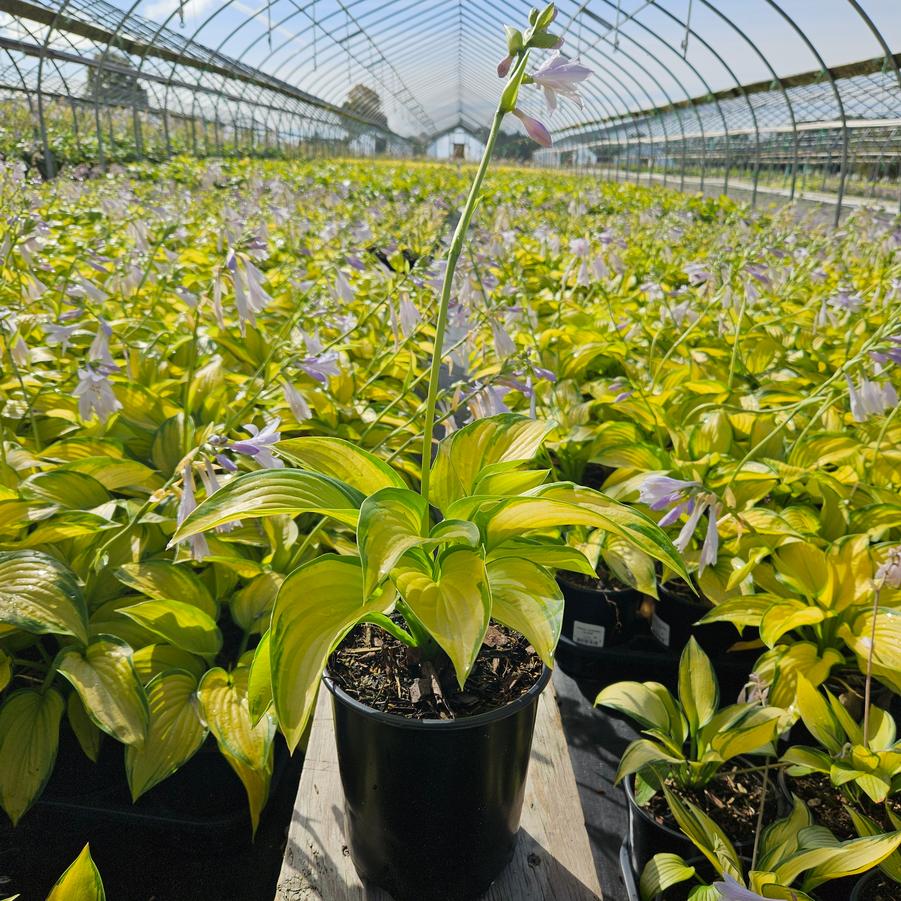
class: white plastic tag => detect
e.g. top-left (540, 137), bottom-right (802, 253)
top-left (572, 621), bottom-right (606, 648)
top-left (651, 613), bottom-right (671, 647)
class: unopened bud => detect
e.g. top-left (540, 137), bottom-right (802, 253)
top-left (536, 3), bottom-right (557, 30)
top-left (504, 25), bottom-right (524, 55)
top-left (497, 54), bottom-right (513, 78)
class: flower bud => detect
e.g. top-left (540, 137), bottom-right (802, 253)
top-left (513, 108), bottom-right (552, 147)
top-left (504, 25), bottom-right (523, 55)
top-left (497, 54), bottom-right (513, 78)
top-left (536, 3), bottom-right (557, 29)
top-left (500, 75), bottom-right (521, 111)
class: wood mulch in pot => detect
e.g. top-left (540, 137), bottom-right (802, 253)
top-left (328, 619), bottom-right (543, 720)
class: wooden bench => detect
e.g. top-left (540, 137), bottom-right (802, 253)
top-left (276, 675), bottom-right (602, 901)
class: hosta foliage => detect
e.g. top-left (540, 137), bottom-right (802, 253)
top-left (0, 154), bottom-right (898, 849)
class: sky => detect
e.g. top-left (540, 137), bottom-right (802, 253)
top-left (8, 1), bottom-right (901, 137)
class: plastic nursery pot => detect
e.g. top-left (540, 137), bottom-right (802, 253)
top-left (848, 868), bottom-right (895, 901)
top-left (557, 572), bottom-right (645, 652)
top-left (624, 766), bottom-right (789, 880)
top-left (323, 664), bottom-right (552, 901)
top-left (619, 841), bottom-right (742, 901)
top-left (651, 580), bottom-right (740, 658)
top-left (37, 733), bottom-right (289, 852)
top-left (625, 772), bottom-right (696, 879)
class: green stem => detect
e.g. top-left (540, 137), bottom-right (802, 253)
top-left (751, 757), bottom-right (772, 872)
top-left (419, 60), bottom-right (527, 502)
top-left (361, 613), bottom-right (419, 649)
top-left (862, 586), bottom-right (880, 751)
top-left (396, 598), bottom-right (440, 657)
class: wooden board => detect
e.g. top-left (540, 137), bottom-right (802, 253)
top-left (276, 677), bottom-right (602, 901)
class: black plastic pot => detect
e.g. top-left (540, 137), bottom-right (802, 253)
top-left (624, 767), bottom-right (789, 879)
top-left (848, 868), bottom-right (892, 900)
top-left (324, 665), bottom-right (552, 901)
top-left (651, 582), bottom-right (737, 658)
top-left (36, 729), bottom-right (289, 851)
top-left (555, 632), bottom-right (672, 682)
top-left (558, 574), bottom-right (646, 651)
top-left (625, 773), bottom-right (696, 878)
top-left (620, 837), bottom-right (641, 901)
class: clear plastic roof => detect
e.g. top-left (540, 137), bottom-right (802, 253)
top-left (2, 0), bottom-right (899, 142)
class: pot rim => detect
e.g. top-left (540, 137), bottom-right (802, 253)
top-left (322, 661), bottom-right (551, 731)
top-left (848, 867), bottom-right (880, 900)
top-left (556, 572), bottom-right (640, 599)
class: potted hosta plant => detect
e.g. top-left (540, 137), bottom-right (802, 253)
top-left (778, 676), bottom-right (901, 896)
top-left (172, 8), bottom-right (686, 900)
top-left (639, 792), bottom-right (901, 901)
top-left (595, 638), bottom-right (786, 878)
top-left (700, 537), bottom-right (901, 709)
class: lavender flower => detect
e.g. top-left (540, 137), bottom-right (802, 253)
top-left (298, 349), bottom-right (341, 384)
top-left (530, 53), bottom-right (592, 113)
top-left (334, 270), bottom-right (354, 303)
top-left (639, 475), bottom-right (720, 575)
top-left (827, 288), bottom-right (863, 313)
top-left (396, 297), bottom-right (421, 340)
top-left (88, 320), bottom-right (115, 368)
top-left (230, 419), bottom-right (284, 469)
top-left (282, 381), bottom-right (312, 421)
top-left (639, 476), bottom-right (700, 512)
top-left (491, 320), bottom-right (516, 359)
top-left (469, 384), bottom-right (511, 420)
top-left (698, 502), bottom-right (721, 573)
top-left (43, 322), bottom-right (81, 352)
top-left (226, 250), bottom-right (272, 334)
top-left (846, 375), bottom-right (898, 422)
top-left (711, 876), bottom-right (768, 901)
top-left (669, 298), bottom-right (699, 326)
top-left (74, 367), bottom-right (121, 423)
top-left (684, 262), bottom-right (711, 286)
top-left (10, 335), bottom-right (29, 368)
top-left (512, 108), bottom-right (552, 147)
top-left (870, 335), bottom-right (901, 367)
top-left (876, 546), bottom-right (901, 590)
top-left (177, 466), bottom-right (209, 561)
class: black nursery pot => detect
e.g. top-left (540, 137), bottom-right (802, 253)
top-left (323, 665), bottom-right (552, 901)
top-left (848, 868), bottom-right (891, 900)
top-left (558, 574), bottom-right (644, 651)
top-left (625, 773), bottom-right (696, 878)
top-left (652, 582), bottom-right (737, 658)
top-left (624, 768), bottom-right (788, 879)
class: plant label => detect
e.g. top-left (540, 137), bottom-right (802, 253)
top-left (572, 621), bottom-right (605, 648)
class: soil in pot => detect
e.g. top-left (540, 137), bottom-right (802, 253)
top-left (328, 618), bottom-right (543, 718)
top-left (780, 773), bottom-right (901, 901)
top-left (824, 667), bottom-right (897, 721)
top-left (325, 618), bottom-right (549, 901)
top-left (645, 763), bottom-right (783, 846)
top-left (784, 772), bottom-right (901, 840)
top-left (626, 762), bottom-right (784, 878)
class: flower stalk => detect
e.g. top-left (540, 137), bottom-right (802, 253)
top-left (419, 50), bottom-right (533, 504)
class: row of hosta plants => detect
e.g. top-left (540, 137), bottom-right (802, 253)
top-left (0, 131), bottom-right (898, 895)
